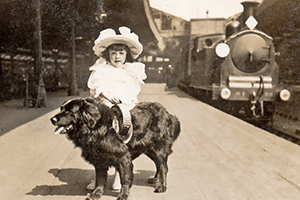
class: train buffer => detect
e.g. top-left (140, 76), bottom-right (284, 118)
top-left (0, 83), bottom-right (300, 200)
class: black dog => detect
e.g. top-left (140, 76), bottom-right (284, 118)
top-left (50, 98), bottom-right (180, 200)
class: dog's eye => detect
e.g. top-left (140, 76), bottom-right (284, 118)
top-left (67, 110), bottom-right (79, 115)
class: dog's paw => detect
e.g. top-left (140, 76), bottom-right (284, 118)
top-left (116, 193), bottom-right (129, 200)
top-left (86, 193), bottom-right (101, 200)
top-left (154, 184), bottom-right (167, 193)
top-left (116, 185), bottom-right (130, 200)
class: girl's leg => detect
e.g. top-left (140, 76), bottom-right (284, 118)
top-left (116, 104), bottom-right (133, 144)
top-left (112, 168), bottom-right (122, 190)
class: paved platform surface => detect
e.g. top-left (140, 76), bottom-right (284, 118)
top-left (1, 83), bottom-right (300, 200)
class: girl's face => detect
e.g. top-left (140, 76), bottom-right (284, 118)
top-left (108, 44), bottom-right (127, 68)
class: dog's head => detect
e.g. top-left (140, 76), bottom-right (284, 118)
top-left (50, 98), bottom-right (106, 135)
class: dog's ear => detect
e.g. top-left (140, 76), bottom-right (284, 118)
top-left (81, 101), bottom-right (101, 129)
top-left (63, 98), bottom-right (86, 112)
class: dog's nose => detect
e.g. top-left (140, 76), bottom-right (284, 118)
top-left (50, 117), bottom-right (58, 125)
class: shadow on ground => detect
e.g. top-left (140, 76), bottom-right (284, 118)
top-left (26, 168), bottom-right (155, 197)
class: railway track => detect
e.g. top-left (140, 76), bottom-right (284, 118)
top-left (268, 86), bottom-right (300, 144)
top-left (236, 86), bottom-right (300, 145)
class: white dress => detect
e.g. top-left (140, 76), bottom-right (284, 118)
top-left (87, 59), bottom-right (147, 110)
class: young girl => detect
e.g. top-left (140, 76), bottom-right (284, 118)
top-left (86, 26), bottom-right (147, 190)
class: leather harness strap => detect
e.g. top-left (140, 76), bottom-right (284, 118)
top-left (111, 105), bottom-right (133, 144)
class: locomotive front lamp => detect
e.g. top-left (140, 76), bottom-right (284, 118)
top-left (280, 89), bottom-right (291, 101)
top-left (220, 88), bottom-right (231, 99)
top-left (216, 43), bottom-right (230, 58)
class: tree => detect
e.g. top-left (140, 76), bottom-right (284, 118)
top-left (34, 0), bottom-right (46, 107)
top-left (0, 0), bottom-right (101, 103)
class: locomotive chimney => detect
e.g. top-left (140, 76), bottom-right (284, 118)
top-left (241, 1), bottom-right (260, 25)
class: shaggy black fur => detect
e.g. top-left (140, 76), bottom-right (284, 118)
top-left (50, 98), bottom-right (180, 200)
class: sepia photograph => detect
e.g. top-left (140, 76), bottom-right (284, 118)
top-left (0, 0), bottom-right (300, 199)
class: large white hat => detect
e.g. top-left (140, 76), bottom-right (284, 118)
top-left (93, 26), bottom-right (143, 59)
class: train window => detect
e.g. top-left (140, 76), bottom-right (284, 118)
top-left (205, 39), bottom-right (213, 47)
top-left (147, 56), bottom-right (153, 62)
top-left (161, 15), bottom-right (172, 30)
top-left (195, 38), bottom-right (202, 50)
top-left (156, 57), bottom-right (164, 62)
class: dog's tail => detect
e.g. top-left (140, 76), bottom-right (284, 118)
top-left (170, 115), bottom-right (181, 141)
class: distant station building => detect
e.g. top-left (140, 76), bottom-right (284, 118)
top-left (151, 7), bottom-right (190, 38)
top-left (190, 18), bottom-right (226, 39)
top-left (142, 4), bottom-right (227, 82)
top-left (136, 4), bottom-right (190, 82)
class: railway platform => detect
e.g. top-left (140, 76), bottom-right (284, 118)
top-left (1, 83), bottom-right (300, 200)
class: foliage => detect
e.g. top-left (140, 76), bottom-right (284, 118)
top-left (0, 0), bottom-right (101, 52)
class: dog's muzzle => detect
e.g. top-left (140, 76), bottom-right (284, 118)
top-left (50, 117), bottom-right (58, 125)
top-left (50, 116), bottom-right (73, 135)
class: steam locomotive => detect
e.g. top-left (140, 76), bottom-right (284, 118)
top-left (177, 1), bottom-right (291, 120)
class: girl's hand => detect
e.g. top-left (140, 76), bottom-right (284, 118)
top-left (90, 89), bottom-right (96, 97)
top-left (101, 91), bottom-right (121, 104)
